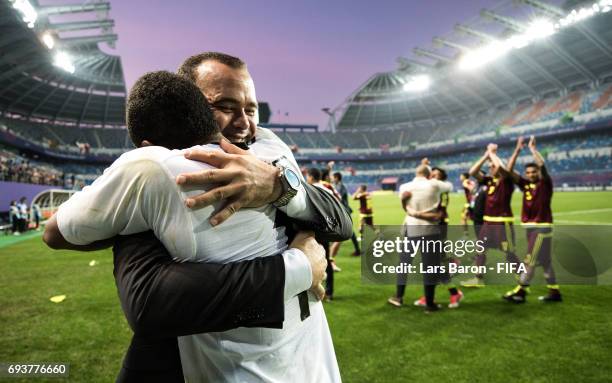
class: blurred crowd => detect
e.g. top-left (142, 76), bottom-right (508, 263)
top-left (0, 150), bottom-right (65, 186)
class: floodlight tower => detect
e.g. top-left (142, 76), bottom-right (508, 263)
top-left (322, 107), bottom-right (337, 133)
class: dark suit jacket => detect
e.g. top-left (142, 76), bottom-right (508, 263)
top-left (114, 182), bottom-right (352, 382)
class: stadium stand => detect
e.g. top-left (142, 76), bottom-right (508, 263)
top-left (1, 0), bottom-right (611, 200)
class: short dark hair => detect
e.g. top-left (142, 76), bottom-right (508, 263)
top-left (321, 168), bottom-right (330, 181)
top-left (461, 172), bottom-right (469, 179)
top-left (524, 162), bottom-right (539, 170)
top-left (177, 52), bottom-right (246, 83)
top-left (431, 166), bottom-right (448, 181)
top-left (126, 71), bottom-right (218, 149)
top-left (333, 172), bottom-right (342, 181)
top-left (360, 184), bottom-right (368, 191)
top-left (308, 167), bottom-right (321, 182)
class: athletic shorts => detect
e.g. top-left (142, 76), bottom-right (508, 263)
top-left (478, 221), bottom-right (515, 252)
top-left (525, 227), bottom-right (553, 267)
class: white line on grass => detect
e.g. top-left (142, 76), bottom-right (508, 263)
top-left (555, 208), bottom-right (612, 216)
top-left (555, 220), bottom-right (612, 225)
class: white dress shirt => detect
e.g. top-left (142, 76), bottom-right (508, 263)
top-left (398, 176), bottom-right (452, 237)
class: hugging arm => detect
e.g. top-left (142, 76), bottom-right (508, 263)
top-left (296, 181), bottom-right (353, 242)
top-left (113, 231), bottom-right (287, 338)
top-left (406, 207), bottom-right (443, 222)
top-left (43, 215), bottom-right (115, 251)
top-left (178, 136), bottom-right (353, 243)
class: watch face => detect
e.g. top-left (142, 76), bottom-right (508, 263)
top-left (284, 168), bottom-right (301, 189)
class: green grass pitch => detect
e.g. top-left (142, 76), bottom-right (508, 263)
top-left (1, 191), bottom-right (611, 382)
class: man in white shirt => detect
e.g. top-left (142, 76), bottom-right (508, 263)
top-left (44, 71), bottom-right (340, 382)
top-left (387, 159), bottom-right (452, 313)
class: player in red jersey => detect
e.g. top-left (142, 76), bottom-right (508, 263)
top-left (431, 166), bottom-right (463, 308)
top-left (353, 184), bottom-right (374, 238)
top-left (459, 172), bottom-right (475, 236)
top-left (462, 143), bottom-right (521, 287)
top-left (502, 136), bottom-right (561, 303)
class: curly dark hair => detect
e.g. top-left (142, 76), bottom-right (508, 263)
top-left (126, 71), bottom-right (218, 149)
top-left (431, 166), bottom-right (448, 181)
top-left (177, 52), bottom-right (246, 83)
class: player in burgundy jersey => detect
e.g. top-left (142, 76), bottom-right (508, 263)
top-left (459, 172), bottom-right (475, 236)
top-left (431, 166), bottom-right (464, 308)
top-left (353, 184), bottom-right (374, 238)
top-left (462, 143), bottom-right (521, 287)
top-left (502, 136), bottom-right (561, 303)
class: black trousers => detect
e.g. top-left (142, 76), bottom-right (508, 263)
top-left (18, 218), bottom-right (27, 232)
top-left (116, 336), bottom-right (183, 383)
top-left (350, 231), bottom-right (360, 253)
top-left (323, 241), bottom-right (334, 297)
top-left (395, 232), bottom-right (446, 301)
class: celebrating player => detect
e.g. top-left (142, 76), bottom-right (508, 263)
top-left (462, 143), bottom-right (521, 287)
top-left (459, 172), bottom-right (475, 236)
top-left (353, 184), bottom-right (374, 238)
top-left (430, 165), bottom-right (463, 308)
top-left (502, 136), bottom-right (561, 303)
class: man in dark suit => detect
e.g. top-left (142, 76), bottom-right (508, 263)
top-left (114, 52), bottom-right (352, 381)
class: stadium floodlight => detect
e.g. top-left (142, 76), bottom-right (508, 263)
top-left (458, 1), bottom-right (611, 72)
top-left (557, 0), bottom-right (612, 27)
top-left (524, 19), bottom-right (555, 39)
top-left (10, 0), bottom-right (38, 28)
top-left (53, 51), bottom-right (75, 74)
top-left (458, 41), bottom-right (510, 71)
top-left (42, 32), bottom-right (55, 50)
top-left (403, 75), bottom-right (431, 92)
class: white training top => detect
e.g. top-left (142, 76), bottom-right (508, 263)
top-left (55, 129), bottom-right (341, 383)
top-left (398, 176), bottom-right (453, 237)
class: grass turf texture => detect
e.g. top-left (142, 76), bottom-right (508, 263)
top-left (0, 191), bottom-right (611, 382)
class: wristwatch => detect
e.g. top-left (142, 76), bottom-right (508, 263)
top-left (272, 162), bottom-right (301, 208)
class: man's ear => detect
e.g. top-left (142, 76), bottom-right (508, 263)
top-left (140, 140), bottom-right (153, 147)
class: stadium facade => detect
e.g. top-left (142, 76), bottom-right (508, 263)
top-left (1, 0), bottom-right (612, 209)
top-left (274, 0), bottom-right (612, 191)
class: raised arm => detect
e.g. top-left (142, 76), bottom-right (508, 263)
top-left (489, 146), bottom-right (520, 184)
top-left (528, 135), bottom-right (546, 167)
top-left (528, 135), bottom-right (549, 179)
top-left (507, 136), bottom-right (524, 172)
top-left (469, 150), bottom-right (489, 182)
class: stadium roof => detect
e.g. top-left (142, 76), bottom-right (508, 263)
top-left (0, 0), bottom-right (126, 127)
top-left (336, 0), bottom-right (612, 130)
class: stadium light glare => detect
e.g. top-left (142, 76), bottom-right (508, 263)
top-left (524, 19), bottom-right (555, 40)
top-left (10, 0), bottom-right (37, 28)
top-left (53, 52), bottom-right (75, 74)
top-left (403, 75), bottom-right (431, 92)
top-left (459, 1), bottom-right (610, 72)
top-left (42, 33), bottom-right (55, 50)
top-left (458, 41), bottom-right (510, 71)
